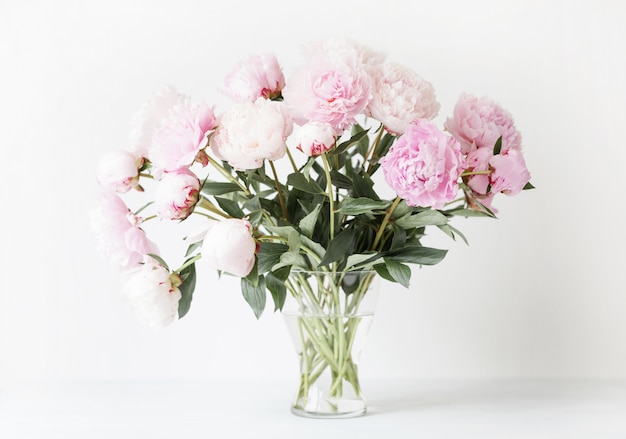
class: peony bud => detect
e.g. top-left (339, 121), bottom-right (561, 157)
top-left (154, 168), bottom-right (201, 220)
top-left (294, 121), bottom-right (337, 156)
top-left (201, 218), bottom-right (256, 277)
top-left (96, 149), bottom-right (142, 193)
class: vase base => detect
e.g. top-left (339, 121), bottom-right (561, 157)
top-left (290, 405), bottom-right (367, 419)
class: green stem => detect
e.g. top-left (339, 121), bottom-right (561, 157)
top-left (268, 160), bottom-right (288, 219)
top-left (286, 148), bottom-right (299, 173)
top-left (365, 124), bottom-right (384, 172)
top-left (198, 197), bottom-right (230, 219)
top-left (371, 196), bottom-right (402, 251)
top-left (207, 156), bottom-right (250, 195)
top-left (321, 153), bottom-right (335, 241)
top-left (175, 254), bottom-right (202, 273)
top-left (461, 169), bottom-right (492, 177)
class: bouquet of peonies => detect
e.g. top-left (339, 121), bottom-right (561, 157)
top-left (91, 38), bottom-right (532, 329)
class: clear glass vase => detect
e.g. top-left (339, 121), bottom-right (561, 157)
top-left (283, 270), bottom-right (379, 418)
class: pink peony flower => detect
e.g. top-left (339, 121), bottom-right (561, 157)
top-left (366, 63), bottom-right (440, 135)
top-left (489, 149), bottom-right (531, 196)
top-left (294, 121), bottom-right (337, 156)
top-left (128, 85), bottom-right (184, 158)
top-left (154, 168), bottom-right (201, 220)
top-left (96, 149), bottom-right (142, 193)
top-left (209, 98), bottom-right (293, 170)
top-left (282, 47), bottom-right (372, 130)
top-left (122, 255), bottom-right (181, 329)
top-left (444, 92), bottom-right (522, 154)
top-left (465, 146), bottom-right (493, 195)
top-left (148, 97), bottom-right (217, 172)
top-left (90, 191), bottom-right (159, 269)
top-left (201, 218), bottom-right (256, 278)
top-left (222, 53), bottom-right (285, 102)
top-left (380, 119), bottom-right (465, 209)
top-left (464, 147), bottom-right (530, 198)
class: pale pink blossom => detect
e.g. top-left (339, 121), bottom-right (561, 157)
top-left (148, 97), bottom-right (217, 171)
top-left (282, 47), bottom-right (372, 130)
top-left (489, 149), bottom-right (531, 196)
top-left (444, 92), bottom-right (522, 154)
top-left (90, 191), bottom-right (159, 269)
top-left (154, 169), bottom-right (201, 220)
top-left (209, 98), bottom-right (293, 170)
top-left (222, 53), bottom-right (285, 102)
top-left (122, 255), bottom-right (181, 329)
top-left (294, 121), bottom-right (337, 156)
top-left (380, 119), bottom-right (465, 209)
top-left (96, 149), bottom-right (142, 193)
top-left (202, 218), bottom-right (256, 277)
top-left (128, 85), bottom-right (184, 158)
top-left (304, 38), bottom-right (386, 66)
top-left (366, 63), bottom-right (440, 135)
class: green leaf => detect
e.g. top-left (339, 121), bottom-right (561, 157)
top-left (243, 196), bottom-right (262, 211)
top-left (446, 207), bottom-right (496, 218)
top-left (352, 172), bottom-right (379, 200)
top-left (394, 209), bottom-right (449, 229)
top-left (266, 266), bottom-right (290, 311)
top-left (437, 223), bottom-right (469, 245)
top-left (299, 204), bottom-right (322, 238)
top-left (329, 127), bottom-right (370, 156)
top-left (276, 251), bottom-right (308, 270)
top-left (373, 263), bottom-right (394, 283)
top-left (390, 225), bottom-right (407, 250)
top-left (177, 263), bottom-right (196, 319)
top-left (298, 235), bottom-right (327, 260)
top-left (241, 275), bottom-right (266, 319)
top-left (337, 197), bottom-right (390, 215)
top-left (287, 173), bottom-right (324, 194)
top-left (389, 200), bottom-right (412, 219)
top-left (523, 182), bottom-right (535, 190)
top-left (287, 229), bottom-right (301, 253)
top-left (201, 181), bottom-right (243, 196)
top-left (346, 253), bottom-right (378, 270)
top-left (319, 228), bottom-right (356, 267)
top-left (184, 241), bottom-right (202, 258)
top-left (329, 171), bottom-right (353, 189)
top-left (376, 132), bottom-right (395, 158)
top-left (493, 136), bottom-right (503, 155)
top-left (214, 197), bottom-right (244, 218)
top-left (383, 259), bottom-right (411, 288)
top-left (246, 260), bottom-right (259, 287)
top-left (246, 210), bottom-right (264, 227)
top-left (384, 245), bottom-right (448, 266)
top-left (146, 253), bottom-right (169, 270)
top-left (257, 242), bottom-right (289, 274)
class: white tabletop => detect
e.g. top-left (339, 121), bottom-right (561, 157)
top-left (1, 379), bottom-right (625, 438)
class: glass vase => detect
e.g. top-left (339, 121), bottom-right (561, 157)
top-left (282, 270), bottom-right (379, 418)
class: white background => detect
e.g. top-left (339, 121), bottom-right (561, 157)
top-left (0, 0), bottom-right (625, 387)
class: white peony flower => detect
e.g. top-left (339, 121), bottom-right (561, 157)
top-left (209, 98), bottom-right (293, 170)
top-left (366, 63), bottom-right (440, 135)
top-left (122, 256), bottom-right (181, 329)
top-left (128, 85), bottom-right (184, 158)
top-left (96, 149), bottom-right (142, 193)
